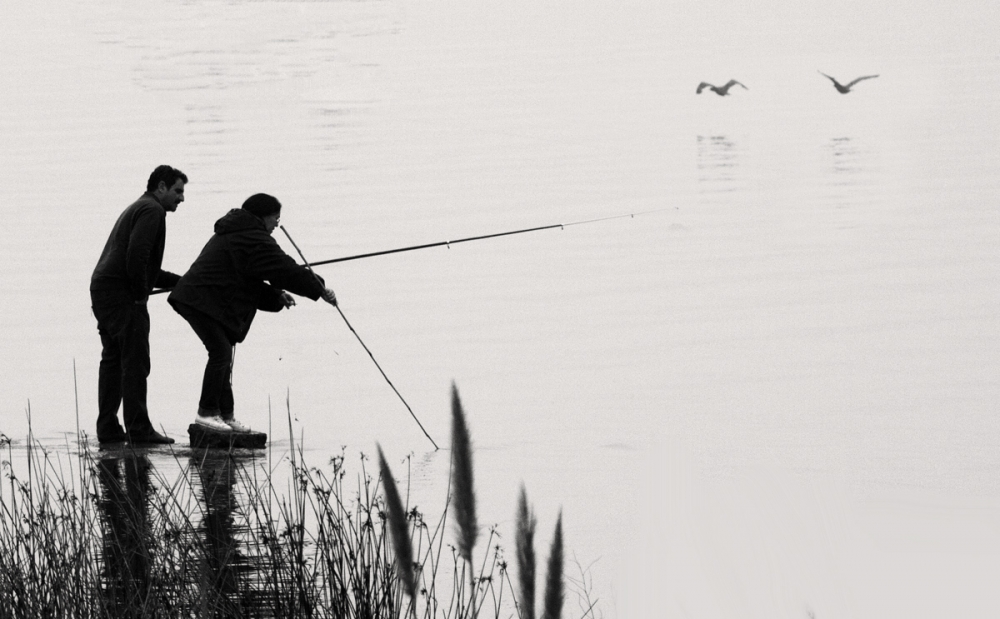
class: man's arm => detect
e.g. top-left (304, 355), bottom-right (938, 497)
top-left (125, 207), bottom-right (165, 299)
top-left (246, 235), bottom-right (327, 300)
top-left (154, 270), bottom-right (181, 291)
top-left (257, 283), bottom-right (288, 313)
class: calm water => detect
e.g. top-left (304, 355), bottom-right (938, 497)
top-left (3, 1), bottom-right (1000, 616)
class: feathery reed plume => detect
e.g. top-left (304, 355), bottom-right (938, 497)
top-left (377, 444), bottom-right (418, 605)
top-left (515, 484), bottom-right (538, 619)
top-left (541, 511), bottom-right (564, 619)
top-left (450, 382), bottom-right (478, 568)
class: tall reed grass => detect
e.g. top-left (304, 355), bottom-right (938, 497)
top-left (376, 383), bottom-right (583, 619)
top-left (0, 384), bottom-right (595, 618)
top-left (515, 485), bottom-right (537, 619)
top-left (378, 443), bottom-right (417, 615)
top-left (448, 383), bottom-right (478, 598)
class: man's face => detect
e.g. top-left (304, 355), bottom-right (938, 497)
top-left (156, 179), bottom-right (186, 212)
top-left (263, 212), bottom-right (280, 234)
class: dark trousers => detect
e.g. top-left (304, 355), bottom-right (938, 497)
top-left (92, 292), bottom-right (156, 438)
top-left (174, 304), bottom-right (235, 419)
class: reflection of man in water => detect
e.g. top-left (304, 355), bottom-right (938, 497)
top-left (97, 451), bottom-right (255, 617)
top-left (96, 454), bottom-right (152, 618)
top-left (192, 451), bottom-right (246, 616)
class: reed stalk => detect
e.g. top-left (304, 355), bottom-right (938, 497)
top-left (541, 512), bottom-right (564, 619)
top-left (378, 443), bottom-right (418, 615)
top-left (449, 382), bottom-right (478, 597)
top-left (515, 485), bottom-right (538, 619)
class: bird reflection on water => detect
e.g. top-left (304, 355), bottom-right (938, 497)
top-left (696, 135), bottom-right (743, 197)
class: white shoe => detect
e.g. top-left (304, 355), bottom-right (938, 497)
top-left (223, 418), bottom-right (251, 433)
top-left (195, 415), bottom-right (233, 433)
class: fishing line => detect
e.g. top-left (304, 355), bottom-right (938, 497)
top-left (279, 224), bottom-right (440, 451)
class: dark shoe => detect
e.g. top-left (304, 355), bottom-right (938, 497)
top-left (98, 431), bottom-right (128, 444)
top-left (129, 430), bottom-right (175, 445)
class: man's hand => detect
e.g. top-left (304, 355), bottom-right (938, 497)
top-left (281, 292), bottom-right (297, 308)
top-left (321, 287), bottom-right (338, 306)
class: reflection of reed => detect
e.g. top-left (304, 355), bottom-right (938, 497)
top-left (96, 453), bottom-right (152, 619)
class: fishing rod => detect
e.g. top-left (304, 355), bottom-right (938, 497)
top-left (307, 207), bottom-right (669, 267)
top-left (279, 224), bottom-right (440, 451)
top-left (150, 206), bottom-right (666, 296)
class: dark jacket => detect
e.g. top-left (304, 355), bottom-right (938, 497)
top-left (91, 193), bottom-right (180, 302)
top-left (168, 208), bottom-right (325, 343)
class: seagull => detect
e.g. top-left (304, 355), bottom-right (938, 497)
top-left (818, 71), bottom-right (879, 94)
top-left (696, 80), bottom-right (748, 96)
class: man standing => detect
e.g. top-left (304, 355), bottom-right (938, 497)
top-left (90, 165), bottom-right (188, 444)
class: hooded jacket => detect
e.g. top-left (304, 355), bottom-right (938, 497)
top-left (91, 193), bottom-right (180, 302)
top-left (168, 208), bottom-right (325, 343)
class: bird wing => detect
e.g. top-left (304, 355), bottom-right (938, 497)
top-left (845, 74), bottom-right (879, 88)
top-left (818, 71), bottom-right (838, 84)
top-left (696, 82), bottom-right (712, 94)
top-left (725, 79), bottom-right (748, 90)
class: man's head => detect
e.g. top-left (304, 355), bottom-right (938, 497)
top-left (147, 165), bottom-right (188, 212)
top-left (242, 193), bottom-right (282, 233)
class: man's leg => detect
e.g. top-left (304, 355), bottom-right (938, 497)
top-left (119, 304), bottom-right (156, 436)
top-left (93, 295), bottom-right (130, 441)
top-left (219, 360), bottom-right (235, 420)
top-left (96, 327), bottom-right (126, 439)
top-left (176, 306), bottom-right (233, 417)
top-left (198, 332), bottom-right (233, 417)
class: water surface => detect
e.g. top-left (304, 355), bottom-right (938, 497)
top-left (2, 1), bottom-right (1000, 616)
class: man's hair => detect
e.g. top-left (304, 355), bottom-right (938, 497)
top-left (146, 165), bottom-right (189, 192)
top-left (242, 193), bottom-right (282, 218)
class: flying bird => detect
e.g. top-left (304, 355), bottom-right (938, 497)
top-left (818, 71), bottom-right (879, 94)
top-left (696, 80), bottom-right (748, 96)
